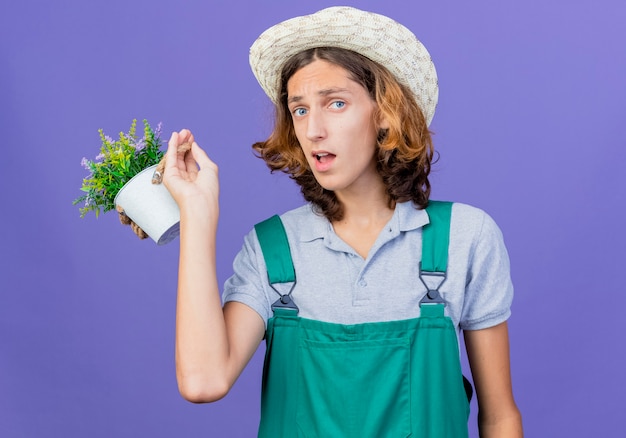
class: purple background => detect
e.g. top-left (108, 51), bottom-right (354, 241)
top-left (1, 0), bottom-right (624, 436)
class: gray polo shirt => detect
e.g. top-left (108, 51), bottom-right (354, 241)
top-left (223, 201), bottom-right (513, 332)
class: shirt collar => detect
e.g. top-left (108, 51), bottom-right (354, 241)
top-left (298, 204), bottom-right (332, 242)
top-left (395, 200), bottom-right (430, 232)
top-left (298, 201), bottom-right (429, 242)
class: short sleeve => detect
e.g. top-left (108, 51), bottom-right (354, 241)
top-left (222, 229), bottom-right (273, 326)
top-left (459, 211), bottom-right (514, 330)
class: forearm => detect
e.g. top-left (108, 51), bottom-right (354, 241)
top-left (465, 323), bottom-right (523, 438)
top-left (478, 407), bottom-right (523, 437)
top-left (174, 203), bottom-right (229, 402)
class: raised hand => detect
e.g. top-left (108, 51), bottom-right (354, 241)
top-left (163, 129), bottom-right (219, 219)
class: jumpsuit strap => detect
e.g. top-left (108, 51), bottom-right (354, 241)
top-left (422, 200), bottom-right (453, 273)
top-left (422, 201), bottom-right (474, 402)
top-left (420, 201), bottom-right (453, 305)
top-left (254, 215), bottom-right (298, 311)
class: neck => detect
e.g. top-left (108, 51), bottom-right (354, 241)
top-left (331, 181), bottom-right (395, 259)
top-left (334, 181), bottom-right (393, 226)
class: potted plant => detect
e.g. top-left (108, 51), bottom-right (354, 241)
top-left (73, 119), bottom-right (180, 245)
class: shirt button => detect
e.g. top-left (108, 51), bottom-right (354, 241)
top-left (358, 280), bottom-right (367, 287)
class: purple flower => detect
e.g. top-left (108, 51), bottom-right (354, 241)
top-left (81, 157), bottom-right (91, 170)
top-left (95, 153), bottom-right (105, 161)
top-left (154, 122), bottom-right (163, 138)
top-left (104, 135), bottom-right (115, 144)
top-left (134, 138), bottom-right (146, 151)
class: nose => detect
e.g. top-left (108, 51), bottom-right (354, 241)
top-left (305, 108), bottom-right (326, 141)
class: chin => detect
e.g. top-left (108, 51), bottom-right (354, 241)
top-left (312, 176), bottom-right (341, 193)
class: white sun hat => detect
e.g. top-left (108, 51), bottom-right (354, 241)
top-left (249, 6), bottom-right (439, 126)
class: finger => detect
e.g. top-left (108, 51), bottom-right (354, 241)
top-left (184, 145), bottom-right (198, 177)
top-left (178, 129), bottom-right (194, 146)
top-left (191, 141), bottom-right (217, 170)
top-left (166, 131), bottom-right (184, 172)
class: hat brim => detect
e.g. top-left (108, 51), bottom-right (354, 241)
top-left (249, 6), bottom-right (438, 126)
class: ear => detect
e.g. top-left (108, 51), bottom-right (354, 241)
top-left (376, 109), bottom-right (390, 130)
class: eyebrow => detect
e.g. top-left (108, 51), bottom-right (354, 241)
top-left (287, 87), bottom-right (351, 105)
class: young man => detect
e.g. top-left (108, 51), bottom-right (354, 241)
top-left (164, 7), bottom-right (522, 437)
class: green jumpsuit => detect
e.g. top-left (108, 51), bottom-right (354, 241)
top-left (254, 201), bottom-right (470, 437)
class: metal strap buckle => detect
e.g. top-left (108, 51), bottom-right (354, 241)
top-left (418, 262), bottom-right (447, 305)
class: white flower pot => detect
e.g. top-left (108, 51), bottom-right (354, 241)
top-left (114, 164), bottom-right (180, 245)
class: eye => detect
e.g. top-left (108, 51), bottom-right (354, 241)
top-left (293, 107), bottom-right (308, 117)
top-left (330, 100), bottom-right (345, 109)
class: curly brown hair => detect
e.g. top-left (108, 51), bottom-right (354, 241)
top-left (252, 47), bottom-right (434, 221)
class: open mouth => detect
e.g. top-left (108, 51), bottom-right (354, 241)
top-left (315, 153), bottom-right (335, 162)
